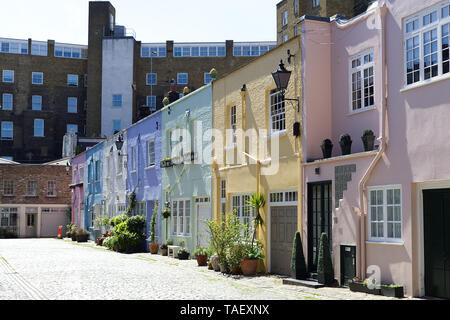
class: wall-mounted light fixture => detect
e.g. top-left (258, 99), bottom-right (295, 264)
top-left (287, 49), bottom-right (295, 64)
top-left (241, 84), bottom-right (246, 92)
top-left (272, 59), bottom-right (300, 112)
top-left (115, 134), bottom-right (124, 156)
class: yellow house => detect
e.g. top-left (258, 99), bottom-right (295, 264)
top-left (211, 37), bottom-right (302, 274)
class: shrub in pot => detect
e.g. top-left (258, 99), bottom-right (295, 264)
top-left (194, 247), bottom-right (208, 266)
top-left (177, 248), bottom-right (190, 260)
top-left (71, 226), bottom-right (78, 241)
top-left (66, 223), bottom-right (74, 238)
top-left (76, 228), bottom-right (90, 242)
top-left (241, 241), bottom-right (264, 276)
top-left (148, 202), bottom-right (159, 254)
top-left (211, 255), bottom-right (220, 271)
top-left (227, 244), bottom-right (244, 275)
top-left (317, 233), bottom-right (335, 285)
top-left (290, 231), bottom-right (307, 280)
top-left (160, 242), bottom-right (168, 256)
top-left (361, 129), bottom-right (375, 151)
top-left (321, 139), bottom-right (333, 159)
top-left (339, 133), bottom-right (352, 155)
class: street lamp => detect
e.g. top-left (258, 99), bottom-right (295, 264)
top-left (272, 59), bottom-right (299, 112)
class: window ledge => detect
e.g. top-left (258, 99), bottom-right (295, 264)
top-left (130, 170), bottom-right (137, 174)
top-left (347, 105), bottom-right (376, 116)
top-left (145, 165), bottom-right (155, 170)
top-left (366, 240), bottom-right (404, 246)
top-left (264, 130), bottom-right (287, 140)
top-left (400, 74), bottom-right (450, 93)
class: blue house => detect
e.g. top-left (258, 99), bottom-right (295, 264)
top-left (126, 110), bottom-right (163, 251)
top-left (85, 141), bottom-right (104, 240)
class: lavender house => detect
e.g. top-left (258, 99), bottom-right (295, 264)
top-left (126, 110), bottom-right (162, 251)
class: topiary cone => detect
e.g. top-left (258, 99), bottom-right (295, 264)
top-left (317, 232), bottom-right (334, 285)
top-left (290, 231), bottom-right (307, 280)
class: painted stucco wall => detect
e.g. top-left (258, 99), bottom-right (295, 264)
top-left (161, 84), bottom-right (213, 255)
top-left (126, 110), bottom-right (162, 250)
top-left (212, 38), bottom-right (302, 272)
top-left (85, 141), bottom-right (104, 239)
top-left (71, 152), bottom-right (86, 228)
top-left (102, 131), bottom-right (127, 221)
top-left (101, 38), bottom-right (134, 137)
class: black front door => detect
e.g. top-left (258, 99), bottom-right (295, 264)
top-left (307, 181), bottom-right (332, 273)
top-left (423, 189), bottom-right (450, 299)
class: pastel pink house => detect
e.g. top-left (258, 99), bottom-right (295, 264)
top-left (300, 0), bottom-right (450, 298)
top-left (70, 152), bottom-right (86, 229)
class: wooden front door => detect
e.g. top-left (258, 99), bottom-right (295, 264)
top-left (307, 181), bottom-right (332, 273)
top-left (423, 189), bottom-right (450, 299)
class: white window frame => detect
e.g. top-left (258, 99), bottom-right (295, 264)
top-left (34, 119), bottom-right (44, 137)
top-left (313, 0), bottom-right (320, 8)
top-left (47, 181), bottom-right (57, 197)
top-left (131, 145), bottom-right (137, 172)
top-left (146, 73), bottom-right (157, 85)
top-left (229, 105), bottom-right (237, 145)
top-left (269, 89), bottom-right (286, 135)
top-left (147, 139), bottom-right (155, 168)
top-left (1, 121), bottom-right (13, 140)
top-left (32, 95), bottom-right (42, 111)
top-left (3, 180), bottom-right (14, 196)
top-left (146, 96), bottom-right (156, 110)
top-left (67, 124), bottom-right (78, 134)
top-left (26, 180), bottom-right (38, 197)
top-left (67, 74), bottom-right (78, 87)
top-left (31, 43), bottom-right (47, 56)
top-left (177, 73), bottom-right (188, 85)
top-left (204, 72), bottom-right (212, 84)
top-left (282, 10), bottom-right (288, 26)
top-left (403, 1), bottom-right (450, 88)
top-left (368, 185), bottom-right (403, 243)
top-left (67, 97), bottom-right (77, 113)
top-left (172, 198), bottom-right (191, 236)
top-left (2, 70), bottom-right (14, 83)
top-left (349, 49), bottom-right (375, 113)
top-left (112, 94), bottom-right (122, 108)
top-left (2, 93), bottom-right (13, 110)
top-left (231, 193), bottom-right (256, 234)
top-left (32, 72), bottom-right (43, 85)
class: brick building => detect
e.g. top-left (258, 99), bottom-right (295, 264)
top-left (0, 1), bottom-right (276, 163)
top-left (0, 160), bottom-right (72, 238)
top-left (276, 0), bottom-right (375, 44)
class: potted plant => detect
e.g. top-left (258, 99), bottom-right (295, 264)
top-left (361, 129), bottom-right (375, 151)
top-left (194, 247), bottom-right (208, 266)
top-left (161, 209), bottom-right (171, 219)
top-left (290, 231), bottom-right (307, 280)
top-left (76, 228), bottom-right (90, 242)
top-left (66, 223), bottom-right (74, 238)
top-left (177, 248), bottom-right (190, 260)
top-left (339, 133), bottom-right (352, 155)
top-left (160, 242), bottom-right (168, 256)
top-left (160, 158), bottom-right (173, 168)
top-left (227, 244), bottom-right (244, 275)
top-left (210, 254), bottom-right (220, 272)
top-left (71, 225), bottom-right (78, 241)
top-left (381, 284), bottom-right (404, 298)
top-left (149, 202), bottom-right (159, 254)
top-left (320, 139), bottom-right (333, 159)
top-left (349, 278), bottom-right (382, 295)
top-left (241, 241), bottom-right (264, 276)
top-left (317, 233), bottom-right (335, 285)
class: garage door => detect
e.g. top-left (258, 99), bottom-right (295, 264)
top-left (270, 206), bottom-right (298, 276)
top-left (40, 207), bottom-right (69, 238)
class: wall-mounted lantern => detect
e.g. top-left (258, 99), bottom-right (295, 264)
top-left (272, 59), bottom-right (299, 112)
top-left (115, 134), bottom-right (124, 156)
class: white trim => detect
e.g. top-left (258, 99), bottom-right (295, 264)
top-left (349, 48), bottom-right (375, 114)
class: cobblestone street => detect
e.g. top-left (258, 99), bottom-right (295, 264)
top-left (0, 239), bottom-right (418, 300)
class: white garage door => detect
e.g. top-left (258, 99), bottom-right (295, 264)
top-left (40, 207), bottom-right (69, 238)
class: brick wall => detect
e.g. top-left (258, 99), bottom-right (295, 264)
top-left (0, 164), bottom-right (72, 205)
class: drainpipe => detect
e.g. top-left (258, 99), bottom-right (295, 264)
top-left (357, 4), bottom-right (388, 280)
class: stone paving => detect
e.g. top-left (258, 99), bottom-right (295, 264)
top-left (0, 238), bottom-right (419, 300)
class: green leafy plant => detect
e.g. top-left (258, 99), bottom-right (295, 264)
top-left (193, 247), bottom-right (208, 256)
top-left (166, 239), bottom-right (174, 246)
top-left (226, 244), bottom-right (245, 268)
top-left (246, 193), bottom-right (266, 250)
top-left (242, 240), bottom-right (265, 260)
top-left (317, 233), bottom-right (334, 285)
top-left (179, 240), bottom-right (185, 248)
top-left (150, 201), bottom-right (159, 243)
top-left (290, 231), bottom-right (307, 280)
top-left (160, 242), bottom-right (168, 250)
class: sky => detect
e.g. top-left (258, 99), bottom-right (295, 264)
top-left (0, 0), bottom-right (280, 44)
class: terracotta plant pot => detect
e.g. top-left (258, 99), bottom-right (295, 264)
top-left (211, 256), bottom-right (220, 271)
top-left (149, 242), bottom-right (159, 254)
top-left (231, 266), bottom-right (241, 275)
top-left (241, 259), bottom-right (258, 276)
top-left (196, 254), bottom-right (208, 266)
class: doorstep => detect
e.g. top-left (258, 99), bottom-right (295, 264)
top-left (282, 278), bottom-right (325, 289)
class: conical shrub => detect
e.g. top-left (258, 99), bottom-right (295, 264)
top-left (317, 232), bottom-right (334, 285)
top-left (290, 231), bottom-right (307, 280)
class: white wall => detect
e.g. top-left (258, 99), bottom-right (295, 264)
top-left (101, 38), bottom-right (135, 138)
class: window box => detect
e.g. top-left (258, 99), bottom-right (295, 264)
top-left (160, 158), bottom-right (173, 168)
top-left (380, 284), bottom-right (404, 298)
top-left (348, 281), bottom-right (381, 295)
top-left (171, 155), bottom-right (184, 165)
